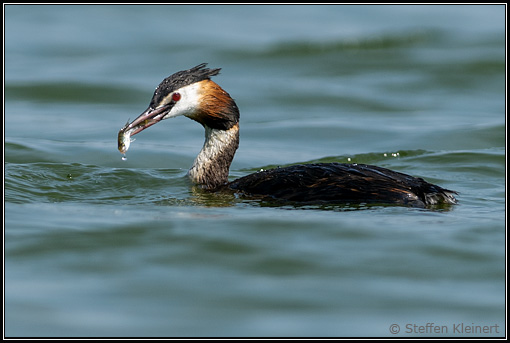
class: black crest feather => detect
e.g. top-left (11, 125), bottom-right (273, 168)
top-left (150, 63), bottom-right (220, 108)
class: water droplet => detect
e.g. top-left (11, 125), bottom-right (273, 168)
top-left (121, 155), bottom-right (127, 161)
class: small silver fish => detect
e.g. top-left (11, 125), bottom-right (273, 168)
top-left (118, 121), bottom-right (133, 155)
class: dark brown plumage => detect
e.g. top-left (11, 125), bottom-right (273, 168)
top-left (228, 163), bottom-right (457, 208)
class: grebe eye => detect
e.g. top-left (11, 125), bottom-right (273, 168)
top-left (172, 92), bottom-right (181, 102)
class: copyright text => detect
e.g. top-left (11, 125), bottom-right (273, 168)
top-left (389, 322), bottom-right (500, 335)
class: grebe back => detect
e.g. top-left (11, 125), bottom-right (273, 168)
top-left (118, 63), bottom-right (457, 208)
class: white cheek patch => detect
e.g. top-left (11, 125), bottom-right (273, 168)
top-left (162, 83), bottom-right (202, 120)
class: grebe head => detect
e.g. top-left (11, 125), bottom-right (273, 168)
top-left (125, 63), bottom-right (239, 137)
top-left (119, 63), bottom-right (240, 189)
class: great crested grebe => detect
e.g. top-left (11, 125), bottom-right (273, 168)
top-left (118, 63), bottom-right (457, 208)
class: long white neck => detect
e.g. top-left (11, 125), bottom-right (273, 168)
top-left (188, 124), bottom-right (239, 189)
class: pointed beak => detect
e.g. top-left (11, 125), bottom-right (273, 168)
top-left (117, 105), bottom-right (171, 154)
top-left (126, 105), bottom-right (171, 136)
